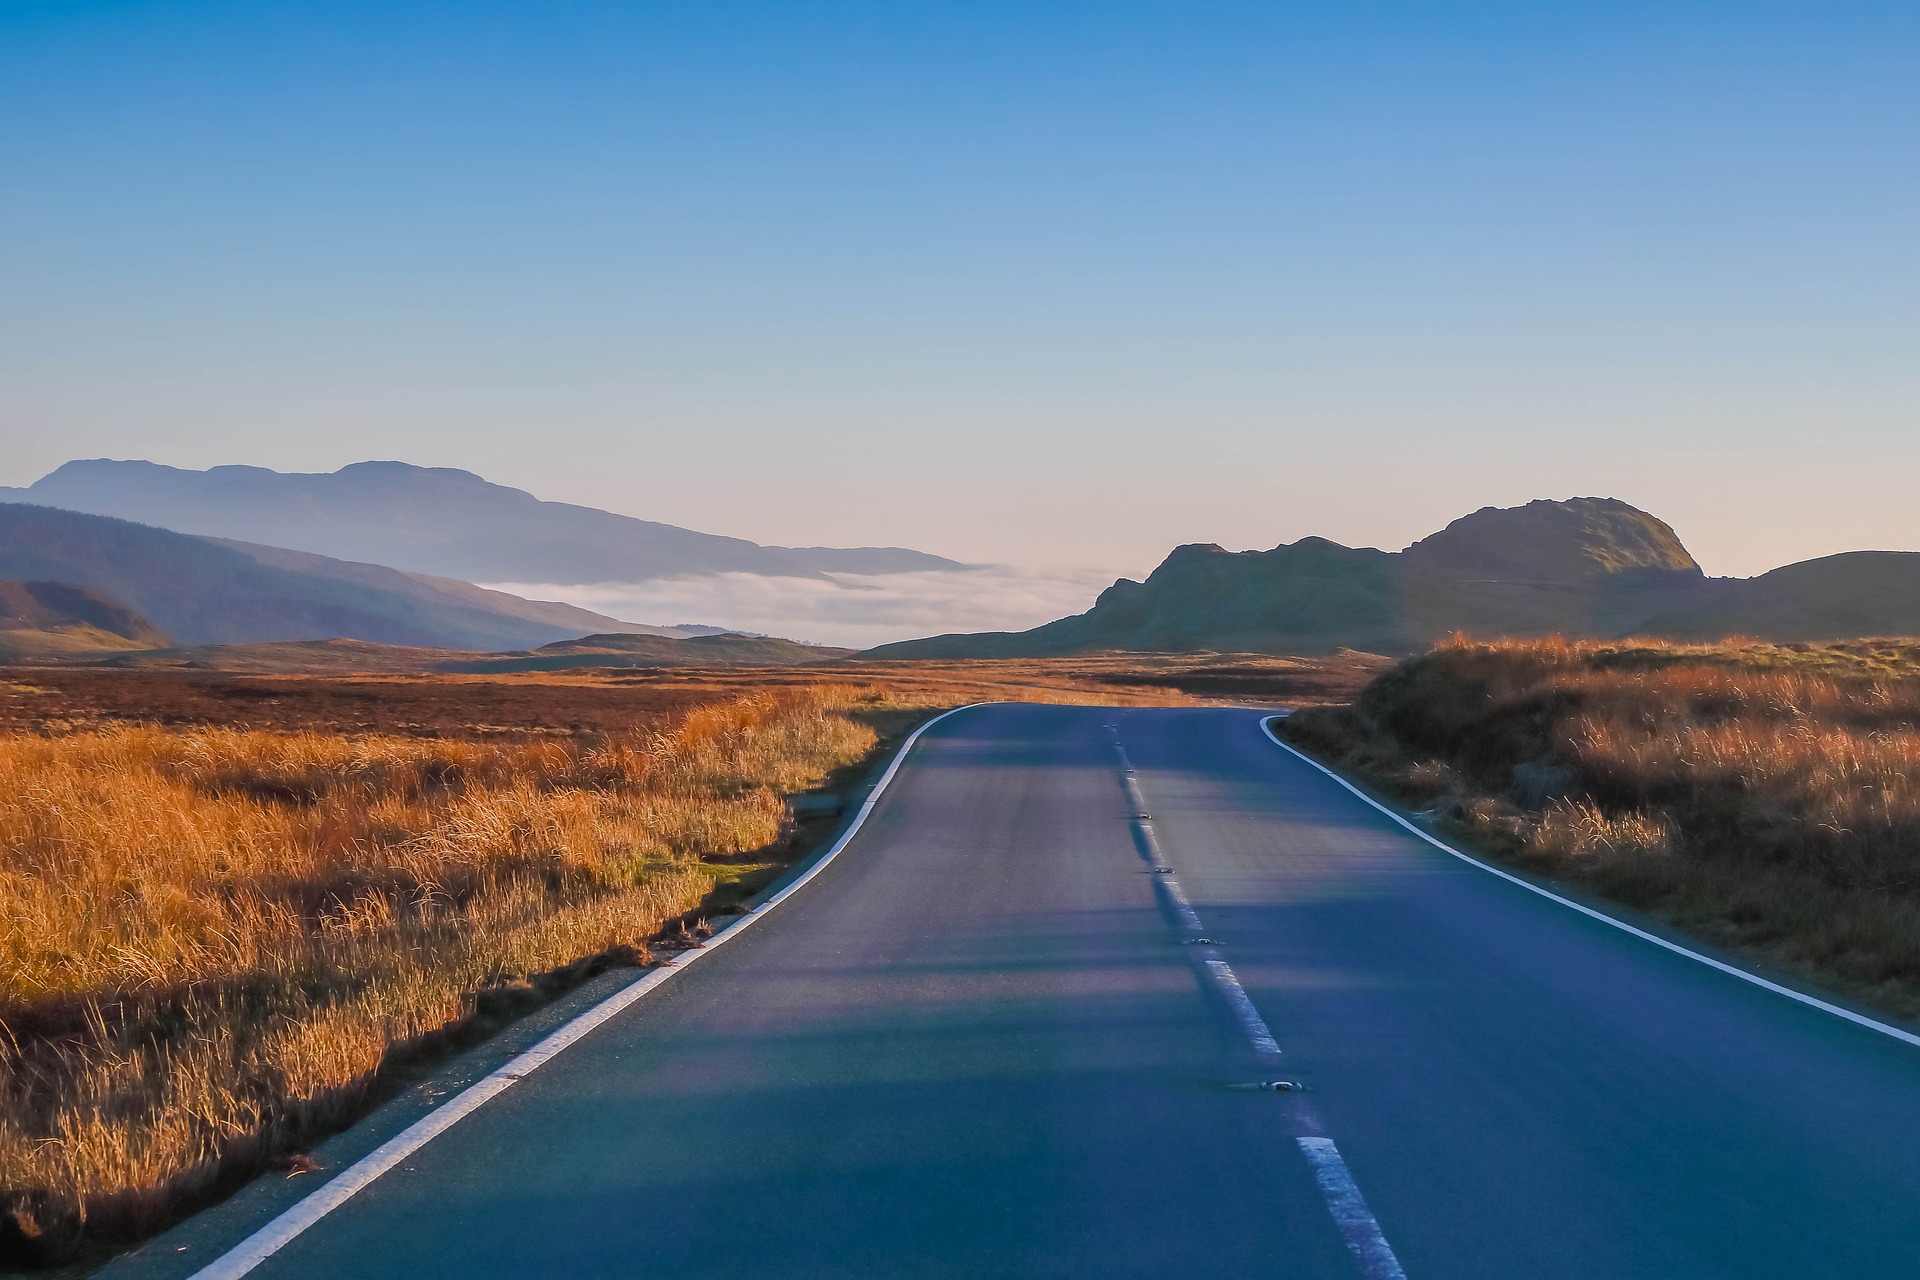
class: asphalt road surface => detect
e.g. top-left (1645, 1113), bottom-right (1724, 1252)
top-left (164, 704), bottom-right (1920, 1278)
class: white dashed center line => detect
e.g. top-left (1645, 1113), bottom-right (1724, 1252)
top-left (1297, 1138), bottom-right (1410, 1280)
top-left (1113, 728), bottom-right (1409, 1280)
top-left (1202, 957), bottom-right (1283, 1055)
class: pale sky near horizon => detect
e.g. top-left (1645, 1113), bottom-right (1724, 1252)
top-left (3, 0), bottom-right (1916, 588)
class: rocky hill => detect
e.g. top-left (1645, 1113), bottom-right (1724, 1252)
top-left (866, 498), bottom-right (1920, 658)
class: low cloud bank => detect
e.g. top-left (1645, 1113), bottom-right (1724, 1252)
top-left (484, 565), bottom-right (1126, 650)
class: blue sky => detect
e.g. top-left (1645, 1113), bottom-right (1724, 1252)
top-left (2, 0), bottom-right (1916, 584)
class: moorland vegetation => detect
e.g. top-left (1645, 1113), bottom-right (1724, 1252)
top-left (1283, 636), bottom-right (1920, 1017)
top-left (0, 685), bottom-right (888, 1263)
top-left (0, 652), bottom-right (1324, 1267)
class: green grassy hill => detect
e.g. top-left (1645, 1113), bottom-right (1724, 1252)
top-left (0, 579), bottom-right (171, 659)
top-left (1641, 552), bottom-right (1920, 642)
top-left (866, 498), bottom-right (1920, 658)
top-left (879, 539), bottom-right (1405, 658)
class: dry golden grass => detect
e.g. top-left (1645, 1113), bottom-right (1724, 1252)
top-left (0, 649), bottom-right (1373, 741)
top-left (837, 651), bottom-right (1391, 707)
top-left (0, 649), bottom-right (1324, 1265)
top-left (1284, 636), bottom-right (1920, 1019)
top-left (0, 686), bottom-right (888, 1263)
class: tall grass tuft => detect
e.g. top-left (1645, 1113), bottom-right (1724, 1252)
top-left (1284, 637), bottom-right (1920, 1017)
top-left (0, 686), bottom-right (877, 1262)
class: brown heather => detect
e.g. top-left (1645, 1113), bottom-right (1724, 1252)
top-left (1284, 636), bottom-right (1920, 1018)
top-left (0, 686), bottom-right (879, 1261)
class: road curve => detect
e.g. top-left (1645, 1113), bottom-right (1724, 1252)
top-left (138, 705), bottom-right (1920, 1278)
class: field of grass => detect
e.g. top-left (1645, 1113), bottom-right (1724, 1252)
top-left (1283, 636), bottom-right (1920, 1020)
top-left (0, 649), bottom-right (1378, 739)
top-left (0, 650), bottom-right (1349, 1266)
top-left (0, 686), bottom-right (908, 1265)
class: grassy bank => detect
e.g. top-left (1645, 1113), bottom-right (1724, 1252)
top-left (0, 686), bottom-right (891, 1265)
top-left (1283, 637), bottom-right (1920, 1020)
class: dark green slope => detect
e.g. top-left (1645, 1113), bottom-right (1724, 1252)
top-left (0, 579), bottom-right (168, 646)
top-left (1642, 552), bottom-right (1920, 642)
top-left (1394, 499), bottom-right (1707, 640)
top-left (880, 539), bottom-right (1403, 659)
top-left (0, 578), bottom-right (172, 658)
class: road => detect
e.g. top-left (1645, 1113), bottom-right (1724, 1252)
top-left (158, 704), bottom-right (1920, 1278)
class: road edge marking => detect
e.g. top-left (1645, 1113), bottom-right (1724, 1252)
top-left (183, 702), bottom-right (992, 1280)
top-left (1296, 1137), bottom-right (1409, 1280)
top-left (1258, 715), bottom-right (1920, 1052)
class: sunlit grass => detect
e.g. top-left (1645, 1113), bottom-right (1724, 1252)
top-left (1285, 635), bottom-right (1920, 1017)
top-left (0, 686), bottom-right (876, 1259)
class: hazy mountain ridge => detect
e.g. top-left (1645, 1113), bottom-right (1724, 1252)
top-left (0, 503), bottom-right (661, 651)
top-left (865, 498), bottom-right (1920, 658)
top-left (2, 459), bottom-right (964, 585)
top-left (206, 538), bottom-right (695, 639)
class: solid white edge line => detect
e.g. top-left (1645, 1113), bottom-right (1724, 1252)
top-left (1296, 1137), bottom-right (1409, 1280)
top-left (185, 702), bottom-right (993, 1280)
top-left (1258, 716), bottom-right (1920, 1052)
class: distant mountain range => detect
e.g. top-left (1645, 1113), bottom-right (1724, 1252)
top-left (866, 498), bottom-right (1920, 657)
top-left (0, 503), bottom-right (681, 651)
top-left (11, 481), bottom-right (1913, 665)
top-left (1, 460), bottom-right (965, 585)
